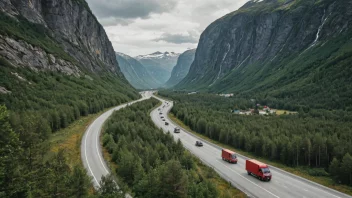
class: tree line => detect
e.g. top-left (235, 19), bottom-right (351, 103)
top-left (103, 98), bottom-right (227, 198)
top-left (160, 91), bottom-right (352, 186)
top-left (0, 61), bottom-right (140, 197)
top-left (0, 62), bottom-right (139, 133)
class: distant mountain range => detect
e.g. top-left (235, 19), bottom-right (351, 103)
top-left (164, 49), bottom-right (196, 88)
top-left (135, 52), bottom-right (180, 84)
top-left (116, 52), bottom-right (160, 90)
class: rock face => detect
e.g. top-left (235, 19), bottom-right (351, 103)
top-left (164, 49), bottom-right (195, 88)
top-left (116, 52), bottom-right (160, 90)
top-left (0, 0), bottom-right (123, 76)
top-left (177, 0), bottom-right (352, 91)
top-left (0, 35), bottom-right (80, 76)
top-left (135, 52), bottom-right (180, 84)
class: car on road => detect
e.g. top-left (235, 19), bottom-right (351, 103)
top-left (195, 141), bottom-right (203, 147)
top-left (158, 108), bottom-right (161, 111)
top-left (159, 112), bottom-right (162, 115)
top-left (165, 122), bottom-right (169, 125)
top-left (162, 119), bottom-right (165, 121)
top-left (174, 127), bottom-right (180, 133)
top-left (160, 116), bottom-right (164, 119)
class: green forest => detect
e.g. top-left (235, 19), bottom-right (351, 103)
top-left (103, 98), bottom-right (239, 198)
top-left (160, 91), bottom-right (352, 187)
top-left (0, 58), bottom-right (140, 197)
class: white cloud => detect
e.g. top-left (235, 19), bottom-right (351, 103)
top-left (86, 0), bottom-right (249, 56)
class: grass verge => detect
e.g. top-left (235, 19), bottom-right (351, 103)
top-left (168, 113), bottom-right (352, 196)
top-left (49, 109), bottom-right (109, 195)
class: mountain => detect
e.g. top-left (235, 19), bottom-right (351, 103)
top-left (0, 0), bottom-right (139, 127)
top-left (164, 49), bottom-right (196, 88)
top-left (176, 0), bottom-right (352, 109)
top-left (116, 52), bottom-right (159, 89)
top-left (135, 51), bottom-right (180, 84)
top-left (0, 0), bottom-right (140, 197)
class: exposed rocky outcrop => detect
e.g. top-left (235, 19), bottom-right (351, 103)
top-left (0, 35), bottom-right (80, 76)
top-left (165, 49), bottom-right (195, 88)
top-left (0, 86), bottom-right (11, 94)
top-left (0, 0), bottom-right (123, 76)
top-left (177, 0), bottom-right (352, 91)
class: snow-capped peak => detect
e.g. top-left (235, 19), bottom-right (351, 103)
top-left (135, 51), bottom-right (180, 60)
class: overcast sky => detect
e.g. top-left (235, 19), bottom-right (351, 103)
top-left (86, 0), bottom-right (249, 57)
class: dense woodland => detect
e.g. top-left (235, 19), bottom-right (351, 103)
top-left (0, 58), bottom-right (139, 197)
top-left (103, 98), bottom-right (228, 198)
top-left (160, 91), bottom-right (352, 186)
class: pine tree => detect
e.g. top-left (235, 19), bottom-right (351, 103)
top-left (0, 105), bottom-right (23, 197)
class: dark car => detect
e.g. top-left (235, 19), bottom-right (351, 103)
top-left (159, 112), bottom-right (162, 115)
top-left (174, 127), bottom-right (180, 133)
top-left (160, 116), bottom-right (164, 119)
top-left (162, 119), bottom-right (166, 121)
top-left (165, 122), bottom-right (169, 126)
top-left (195, 141), bottom-right (203, 147)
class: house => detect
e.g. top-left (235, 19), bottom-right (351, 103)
top-left (263, 106), bottom-right (270, 111)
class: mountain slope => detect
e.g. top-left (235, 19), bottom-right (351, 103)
top-left (135, 51), bottom-right (180, 84)
top-left (0, 0), bottom-right (138, 197)
top-left (165, 49), bottom-right (196, 88)
top-left (0, 0), bottom-right (123, 76)
top-left (176, 0), bottom-right (352, 109)
top-left (116, 52), bottom-right (159, 89)
top-left (0, 0), bottom-right (139, 129)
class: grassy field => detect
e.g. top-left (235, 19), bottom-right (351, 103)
top-left (168, 113), bottom-right (352, 196)
top-left (275, 109), bottom-right (298, 115)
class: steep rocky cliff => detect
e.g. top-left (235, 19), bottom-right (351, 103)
top-left (0, 0), bottom-right (123, 76)
top-left (177, 0), bottom-right (352, 104)
top-left (116, 52), bottom-right (159, 89)
top-left (164, 49), bottom-right (195, 88)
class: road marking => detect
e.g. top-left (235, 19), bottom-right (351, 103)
top-left (84, 124), bottom-right (101, 187)
top-left (153, 97), bottom-right (280, 198)
top-left (95, 116), bottom-right (109, 174)
top-left (155, 96), bottom-right (348, 198)
top-left (216, 159), bottom-right (280, 198)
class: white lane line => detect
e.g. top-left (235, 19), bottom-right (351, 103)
top-left (157, 97), bottom-right (346, 198)
top-left (216, 159), bottom-right (280, 198)
top-left (154, 97), bottom-right (280, 198)
top-left (95, 115), bottom-right (109, 174)
top-left (84, 124), bottom-right (101, 187)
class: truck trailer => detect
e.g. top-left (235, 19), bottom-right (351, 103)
top-left (246, 159), bottom-right (272, 181)
top-left (221, 149), bottom-right (238, 164)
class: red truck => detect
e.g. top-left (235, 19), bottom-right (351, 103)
top-left (221, 149), bottom-right (238, 164)
top-left (246, 159), bottom-right (272, 181)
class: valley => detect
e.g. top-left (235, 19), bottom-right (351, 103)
top-left (1, 0), bottom-right (352, 197)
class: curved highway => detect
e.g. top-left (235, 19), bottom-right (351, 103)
top-left (151, 95), bottom-right (352, 198)
top-left (81, 91), bottom-right (152, 188)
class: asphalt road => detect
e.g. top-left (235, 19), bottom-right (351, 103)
top-left (81, 91), bottom-right (152, 188)
top-left (151, 95), bottom-right (352, 198)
